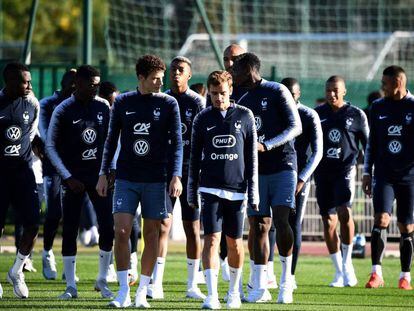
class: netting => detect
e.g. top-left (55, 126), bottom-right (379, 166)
top-left (106, 0), bottom-right (414, 81)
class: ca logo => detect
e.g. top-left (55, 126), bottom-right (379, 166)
top-left (388, 140), bottom-right (402, 154)
top-left (328, 129), bottom-right (341, 143)
top-left (6, 126), bottom-right (22, 141)
top-left (82, 128), bottom-right (97, 144)
top-left (133, 139), bottom-right (149, 156)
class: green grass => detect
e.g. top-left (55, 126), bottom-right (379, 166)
top-left (0, 251), bottom-right (412, 310)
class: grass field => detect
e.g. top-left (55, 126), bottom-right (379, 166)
top-left (0, 248), bottom-right (412, 310)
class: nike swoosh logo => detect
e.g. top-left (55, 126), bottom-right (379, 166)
top-left (207, 126), bottom-right (216, 131)
top-left (73, 119), bottom-right (82, 124)
top-left (379, 116), bottom-right (387, 119)
top-left (126, 111), bottom-right (136, 115)
top-left (320, 119), bottom-right (327, 122)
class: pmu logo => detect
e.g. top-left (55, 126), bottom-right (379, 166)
top-left (133, 139), bottom-right (150, 156)
top-left (153, 107), bottom-right (161, 120)
top-left (185, 109), bottom-right (192, 121)
top-left (328, 129), bottom-right (341, 143)
top-left (326, 147), bottom-right (341, 159)
top-left (261, 98), bottom-right (268, 111)
top-left (181, 123), bottom-right (187, 135)
top-left (82, 148), bottom-right (97, 160)
top-left (212, 135), bottom-right (236, 148)
top-left (82, 128), bottom-right (97, 144)
top-left (23, 111), bottom-right (29, 124)
top-left (4, 144), bottom-right (21, 156)
top-left (133, 123), bottom-right (150, 135)
top-left (388, 125), bottom-right (402, 136)
top-left (388, 140), bottom-right (402, 154)
top-left (6, 126), bottom-right (22, 142)
top-left (97, 112), bottom-right (103, 124)
top-left (255, 116), bottom-right (262, 131)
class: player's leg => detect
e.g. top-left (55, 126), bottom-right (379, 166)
top-left (135, 182), bottom-right (166, 308)
top-left (200, 193), bottom-right (222, 310)
top-left (42, 175), bottom-right (62, 280)
top-left (247, 216), bottom-right (255, 291)
top-left (289, 180), bottom-right (310, 289)
top-left (79, 195), bottom-right (99, 247)
top-left (395, 182), bottom-right (414, 290)
top-left (127, 212), bottom-right (140, 285)
top-left (219, 234), bottom-right (230, 282)
top-left (180, 178), bottom-right (205, 299)
top-left (109, 179), bottom-right (138, 308)
top-left (224, 199), bottom-right (245, 309)
top-left (267, 223), bottom-right (278, 289)
top-left (59, 185), bottom-right (84, 299)
top-left (366, 177), bottom-right (392, 288)
top-left (88, 186), bottom-right (115, 298)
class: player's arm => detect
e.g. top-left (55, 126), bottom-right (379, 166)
top-left (297, 109), bottom-right (323, 194)
top-left (187, 113), bottom-right (203, 208)
top-left (362, 105), bottom-right (376, 196)
top-left (168, 99), bottom-right (183, 198)
top-left (244, 110), bottom-right (259, 211)
top-left (29, 97), bottom-right (40, 143)
top-left (97, 100), bottom-right (122, 196)
top-left (261, 86), bottom-right (302, 151)
top-left (38, 98), bottom-right (50, 142)
top-left (358, 107), bottom-right (370, 154)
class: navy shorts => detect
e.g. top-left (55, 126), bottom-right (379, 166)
top-left (314, 166), bottom-right (356, 216)
top-left (166, 174), bottom-right (200, 221)
top-left (200, 192), bottom-right (245, 239)
top-left (0, 166), bottom-right (40, 229)
top-left (373, 177), bottom-right (414, 225)
top-left (248, 170), bottom-right (297, 217)
top-left (113, 179), bottom-right (168, 220)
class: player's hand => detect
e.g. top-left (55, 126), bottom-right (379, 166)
top-left (96, 175), bottom-right (108, 197)
top-left (108, 170), bottom-right (116, 190)
top-left (65, 177), bottom-right (85, 194)
top-left (257, 143), bottom-right (266, 152)
top-left (295, 179), bottom-right (305, 195)
top-left (169, 176), bottom-right (182, 198)
top-left (362, 174), bottom-right (372, 197)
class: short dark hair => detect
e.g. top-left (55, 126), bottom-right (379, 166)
top-left (367, 90), bottom-right (383, 105)
top-left (383, 65), bottom-right (405, 77)
top-left (233, 52), bottom-right (261, 72)
top-left (99, 81), bottom-right (118, 98)
top-left (60, 68), bottom-right (77, 89)
top-left (3, 62), bottom-right (29, 82)
top-left (326, 75), bottom-right (345, 85)
top-left (207, 70), bottom-right (233, 89)
top-left (135, 55), bottom-right (166, 78)
top-left (281, 77), bottom-right (299, 91)
top-left (75, 65), bottom-right (100, 80)
top-left (171, 56), bottom-right (192, 68)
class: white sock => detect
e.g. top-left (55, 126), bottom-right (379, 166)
top-left (187, 258), bottom-right (200, 289)
top-left (152, 257), bottom-right (166, 287)
top-left (63, 256), bottom-right (77, 288)
top-left (130, 252), bottom-right (138, 270)
top-left (98, 250), bottom-right (112, 280)
top-left (400, 272), bottom-right (411, 281)
top-left (249, 260), bottom-right (255, 286)
top-left (11, 251), bottom-right (28, 274)
top-left (229, 266), bottom-right (242, 294)
top-left (267, 261), bottom-right (275, 279)
top-left (42, 249), bottom-right (54, 257)
top-left (330, 252), bottom-right (343, 274)
top-left (117, 270), bottom-right (129, 291)
top-left (372, 265), bottom-right (383, 278)
top-left (137, 274), bottom-right (151, 293)
top-left (255, 264), bottom-right (267, 290)
top-left (341, 243), bottom-right (353, 268)
top-left (280, 255), bottom-right (293, 285)
top-left (204, 269), bottom-right (219, 297)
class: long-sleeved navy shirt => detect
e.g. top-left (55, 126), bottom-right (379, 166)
top-left (165, 88), bottom-right (205, 170)
top-left (315, 102), bottom-right (369, 176)
top-left (364, 92), bottom-right (414, 181)
top-left (187, 104), bottom-right (259, 206)
top-left (295, 103), bottom-right (323, 183)
top-left (39, 91), bottom-right (70, 176)
top-left (100, 90), bottom-right (183, 183)
top-left (46, 95), bottom-right (110, 185)
top-left (0, 90), bottom-right (39, 170)
top-left (237, 79), bottom-right (302, 174)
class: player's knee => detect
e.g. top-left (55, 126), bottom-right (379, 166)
top-left (375, 213), bottom-right (390, 228)
top-left (398, 222), bottom-right (414, 234)
top-left (337, 206), bottom-right (351, 221)
top-left (115, 226), bottom-right (131, 242)
top-left (227, 238), bottom-right (243, 255)
top-left (254, 218), bottom-right (271, 236)
top-left (322, 215), bottom-right (337, 230)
